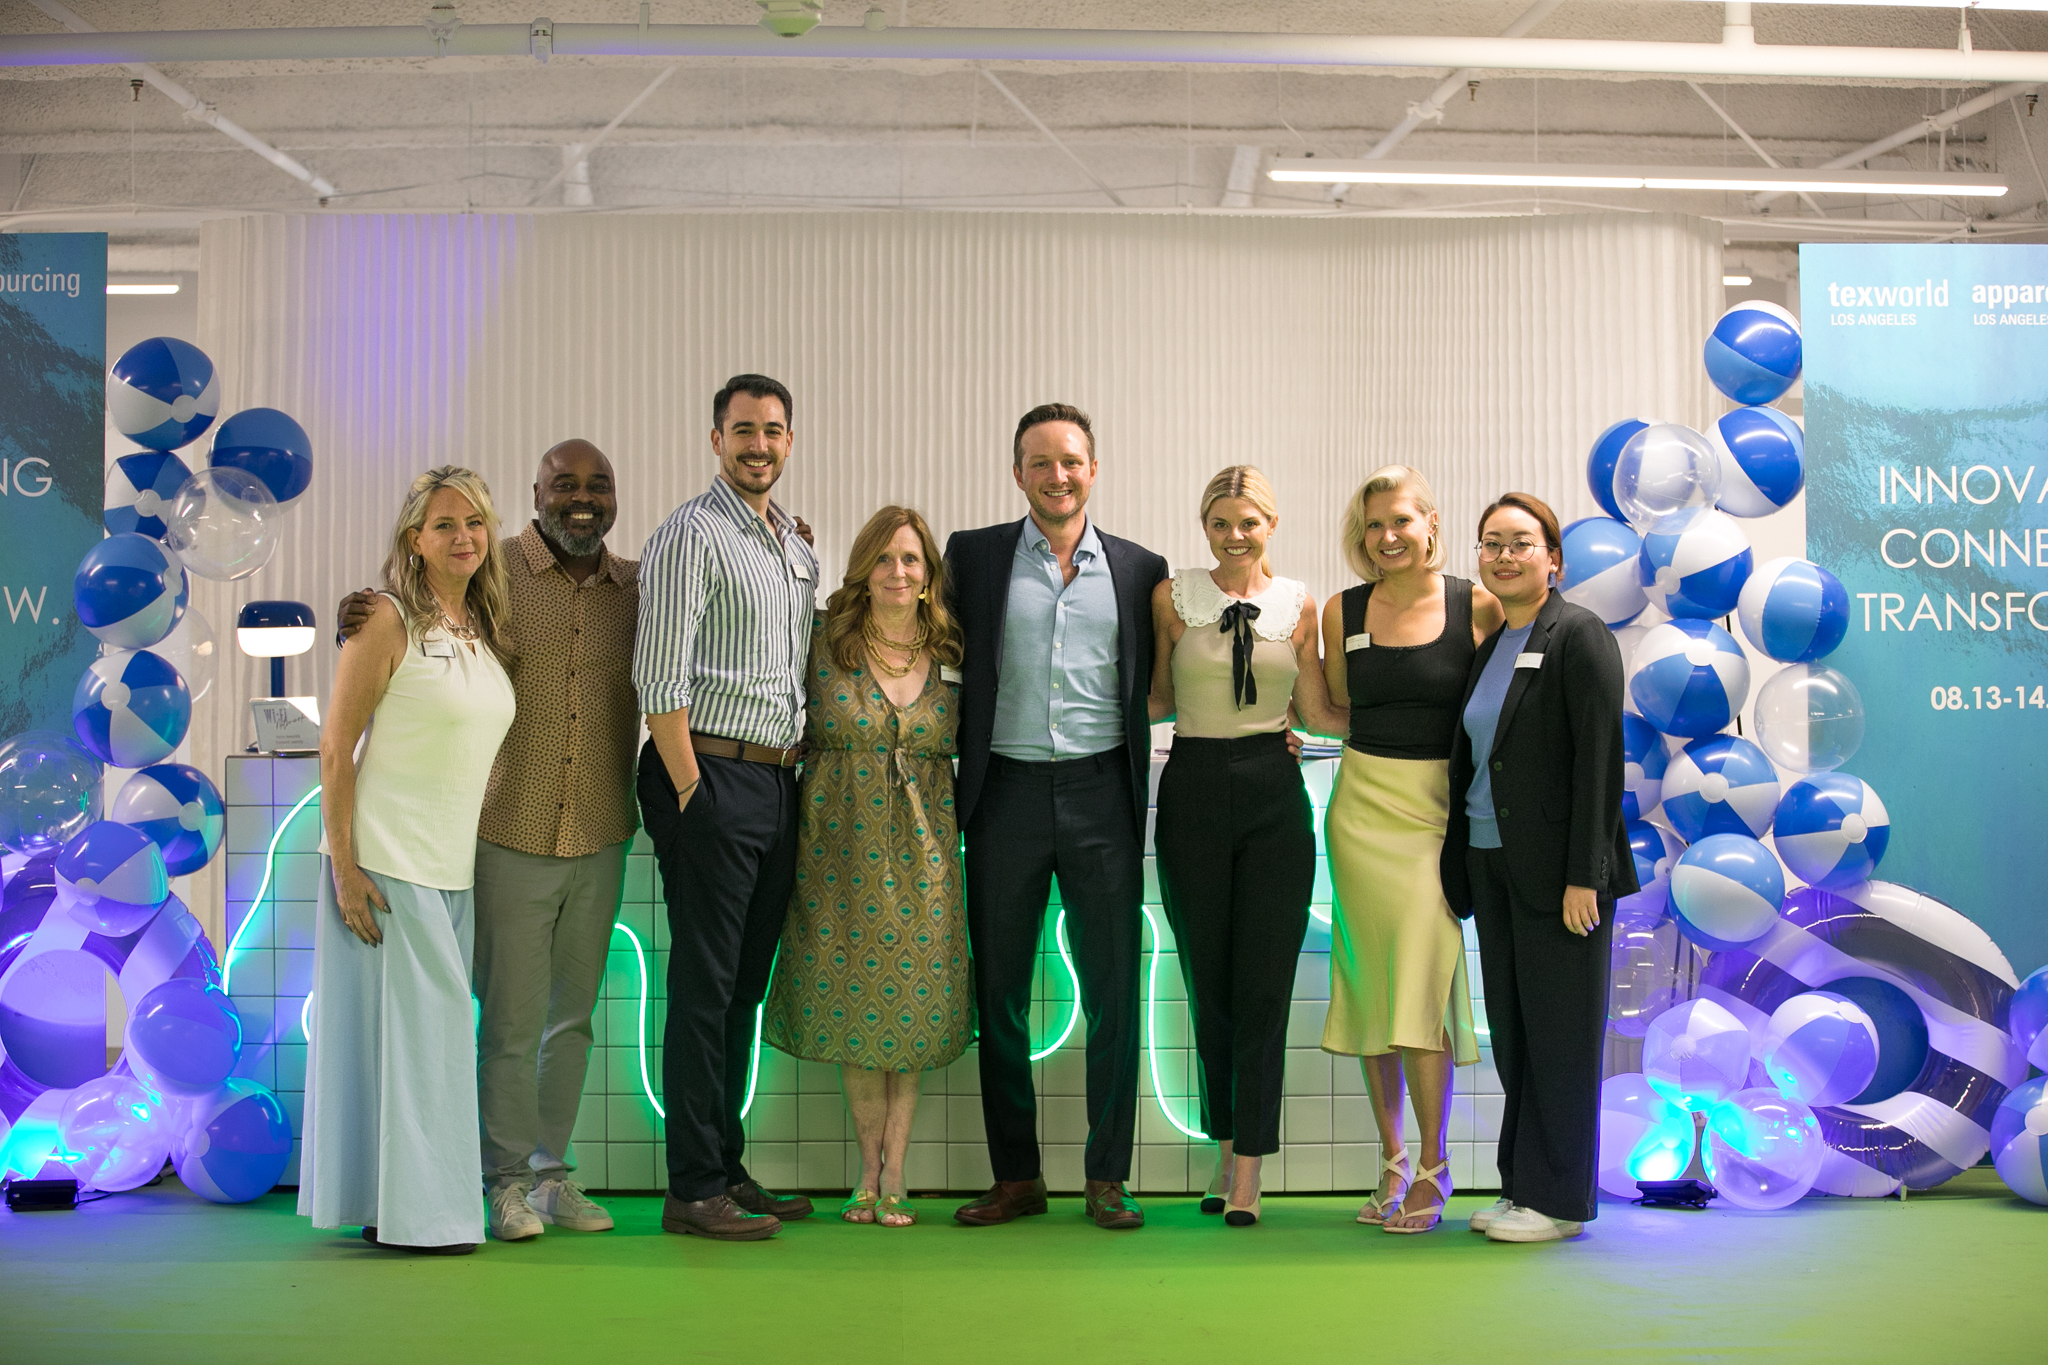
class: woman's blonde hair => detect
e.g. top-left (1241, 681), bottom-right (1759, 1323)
top-left (823, 505), bottom-right (964, 675)
top-left (1340, 464), bottom-right (1447, 582)
top-left (1198, 465), bottom-right (1281, 575)
top-left (379, 465), bottom-right (515, 667)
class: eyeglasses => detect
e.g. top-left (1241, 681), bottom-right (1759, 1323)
top-left (1475, 538), bottom-right (1550, 562)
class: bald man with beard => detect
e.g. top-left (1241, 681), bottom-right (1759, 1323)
top-left (340, 439), bottom-right (639, 1242)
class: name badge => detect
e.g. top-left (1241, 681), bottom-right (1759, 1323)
top-left (1514, 652), bottom-right (1545, 670)
top-left (790, 555), bottom-right (813, 582)
top-left (940, 665), bottom-right (963, 685)
top-left (422, 638), bottom-right (458, 658)
top-left (1344, 633), bottom-right (1371, 653)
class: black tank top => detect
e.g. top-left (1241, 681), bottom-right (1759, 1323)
top-left (1343, 576), bottom-right (1476, 761)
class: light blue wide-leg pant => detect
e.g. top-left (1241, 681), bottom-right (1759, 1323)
top-left (298, 860), bottom-right (483, 1247)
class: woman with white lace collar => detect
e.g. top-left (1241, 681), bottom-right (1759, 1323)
top-left (1146, 466), bottom-right (1347, 1227)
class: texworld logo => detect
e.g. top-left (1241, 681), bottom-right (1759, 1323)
top-left (1826, 280), bottom-right (1950, 308)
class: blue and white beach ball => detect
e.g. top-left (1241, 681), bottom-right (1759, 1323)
top-left (1621, 712), bottom-right (1668, 821)
top-left (1758, 991), bottom-right (1881, 1108)
top-left (1670, 832), bottom-right (1785, 949)
top-left (1639, 507), bottom-right (1753, 619)
top-left (1990, 1075), bottom-right (2048, 1206)
top-left (104, 451), bottom-right (191, 540)
top-left (1772, 773), bottom-right (1890, 890)
top-left (173, 1078), bottom-right (293, 1204)
top-left (1704, 300), bottom-right (1802, 406)
top-left (1626, 820), bottom-right (1684, 888)
top-left (1645, 998), bottom-right (1754, 1112)
top-left (73, 533), bottom-right (188, 650)
top-left (71, 648), bottom-right (192, 770)
top-left (1711, 406), bottom-right (1805, 518)
top-left (2012, 966), bottom-right (2048, 1074)
top-left (1737, 557), bottom-right (1849, 664)
top-left (1661, 735), bottom-right (1781, 842)
top-left (106, 337), bottom-right (220, 452)
top-left (1629, 618), bottom-right (1751, 738)
top-left (1587, 419), bottom-right (1652, 522)
top-left (110, 763), bottom-right (226, 877)
top-left (1560, 517), bottom-right (1647, 627)
top-left (55, 819), bottom-right (169, 936)
top-left (209, 408), bottom-right (313, 507)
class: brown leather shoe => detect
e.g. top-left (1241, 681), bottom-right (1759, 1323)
top-left (953, 1177), bottom-right (1050, 1226)
top-left (662, 1192), bottom-right (780, 1241)
top-left (727, 1178), bottom-right (814, 1220)
top-left (1084, 1180), bottom-right (1144, 1230)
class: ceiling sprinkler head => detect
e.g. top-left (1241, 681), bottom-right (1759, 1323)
top-left (758, 1), bottom-right (823, 38)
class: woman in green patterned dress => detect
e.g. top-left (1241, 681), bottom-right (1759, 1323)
top-left (763, 505), bottom-right (971, 1228)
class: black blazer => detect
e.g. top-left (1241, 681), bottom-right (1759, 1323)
top-left (1440, 591), bottom-right (1639, 916)
top-left (945, 517), bottom-right (1169, 834)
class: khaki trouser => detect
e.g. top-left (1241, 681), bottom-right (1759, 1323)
top-left (472, 837), bottom-right (628, 1186)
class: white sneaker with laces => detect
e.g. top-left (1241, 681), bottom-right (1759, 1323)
top-left (1484, 1205), bottom-right (1584, 1242)
top-left (489, 1181), bottom-right (545, 1241)
top-left (528, 1175), bottom-right (615, 1232)
top-left (1468, 1197), bottom-right (1514, 1232)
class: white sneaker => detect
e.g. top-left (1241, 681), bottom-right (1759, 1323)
top-left (1468, 1197), bottom-right (1514, 1232)
top-left (1484, 1205), bottom-right (1585, 1243)
top-left (488, 1181), bottom-right (545, 1241)
top-left (527, 1175), bottom-right (615, 1232)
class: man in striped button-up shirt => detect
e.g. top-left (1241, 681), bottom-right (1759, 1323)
top-left (633, 374), bottom-right (822, 1242)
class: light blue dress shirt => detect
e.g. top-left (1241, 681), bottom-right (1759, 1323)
top-left (990, 516), bottom-right (1124, 761)
top-left (1462, 621), bottom-right (1536, 850)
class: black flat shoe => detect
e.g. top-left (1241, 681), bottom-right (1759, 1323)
top-left (1199, 1196), bottom-right (1226, 1215)
top-left (361, 1226), bottom-right (477, 1255)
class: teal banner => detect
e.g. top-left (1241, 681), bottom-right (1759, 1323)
top-left (0, 233), bottom-right (105, 743)
top-left (1803, 243), bottom-right (2048, 975)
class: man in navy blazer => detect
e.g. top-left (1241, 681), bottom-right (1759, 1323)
top-left (945, 403), bottom-right (1167, 1230)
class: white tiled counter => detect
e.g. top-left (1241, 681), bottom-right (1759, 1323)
top-left (222, 752), bottom-right (1503, 1195)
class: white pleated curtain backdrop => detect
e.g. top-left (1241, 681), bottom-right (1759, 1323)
top-left (188, 209), bottom-right (1720, 940)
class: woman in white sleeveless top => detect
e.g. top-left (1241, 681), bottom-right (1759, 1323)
top-left (1147, 466), bottom-right (1347, 1226)
top-left (301, 466), bottom-right (517, 1254)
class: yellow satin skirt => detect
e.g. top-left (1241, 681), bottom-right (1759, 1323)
top-left (1320, 748), bottom-right (1479, 1064)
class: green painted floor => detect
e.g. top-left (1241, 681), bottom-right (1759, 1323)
top-left (1, 1173), bottom-right (2041, 1364)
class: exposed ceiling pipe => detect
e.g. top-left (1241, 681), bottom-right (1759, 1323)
top-left (526, 63), bottom-right (677, 206)
top-left (23, 0), bottom-right (336, 200)
top-left (980, 70), bottom-right (1125, 207)
top-left (1750, 80), bottom-right (2039, 206)
top-left (1220, 145), bottom-right (1262, 207)
top-left (1684, 80), bottom-right (1826, 214)
top-left (16, 21), bottom-right (2048, 84)
top-left (1359, 0), bottom-right (1566, 162)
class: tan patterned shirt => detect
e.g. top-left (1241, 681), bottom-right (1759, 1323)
top-left (478, 523), bottom-right (641, 858)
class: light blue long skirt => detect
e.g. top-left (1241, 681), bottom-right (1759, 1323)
top-left (298, 860), bottom-right (483, 1246)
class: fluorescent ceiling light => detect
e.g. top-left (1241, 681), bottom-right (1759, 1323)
top-left (1267, 160), bottom-right (2007, 198)
top-left (1670, 0), bottom-right (2048, 8)
top-left (1724, 275), bottom-right (1754, 286)
top-left (106, 282), bottom-right (180, 295)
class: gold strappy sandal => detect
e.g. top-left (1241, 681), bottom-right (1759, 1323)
top-left (841, 1188), bottom-right (879, 1223)
top-left (1357, 1151), bottom-right (1412, 1225)
top-left (877, 1193), bottom-right (917, 1227)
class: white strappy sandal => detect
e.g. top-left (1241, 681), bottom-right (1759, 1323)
top-left (1357, 1151), bottom-right (1412, 1225)
top-left (1383, 1160), bottom-right (1451, 1235)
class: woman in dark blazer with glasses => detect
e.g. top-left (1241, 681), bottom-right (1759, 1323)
top-left (1441, 491), bottom-right (1637, 1244)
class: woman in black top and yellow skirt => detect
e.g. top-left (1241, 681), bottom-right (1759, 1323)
top-left (1320, 465), bottom-right (1503, 1234)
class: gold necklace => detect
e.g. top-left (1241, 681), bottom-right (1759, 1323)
top-left (864, 614), bottom-right (928, 678)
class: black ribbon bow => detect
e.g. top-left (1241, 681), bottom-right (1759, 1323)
top-left (1219, 600), bottom-right (1261, 710)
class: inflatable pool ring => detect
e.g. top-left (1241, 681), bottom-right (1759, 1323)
top-left (0, 856), bottom-right (219, 1145)
top-left (1698, 880), bottom-right (2024, 1194)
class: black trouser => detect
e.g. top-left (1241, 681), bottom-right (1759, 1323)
top-left (1154, 731), bottom-right (1315, 1158)
top-left (1465, 845), bottom-right (1614, 1223)
top-left (638, 742), bottom-right (800, 1203)
top-left (964, 749), bottom-right (1144, 1184)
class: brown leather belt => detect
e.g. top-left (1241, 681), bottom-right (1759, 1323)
top-left (690, 732), bottom-right (805, 768)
